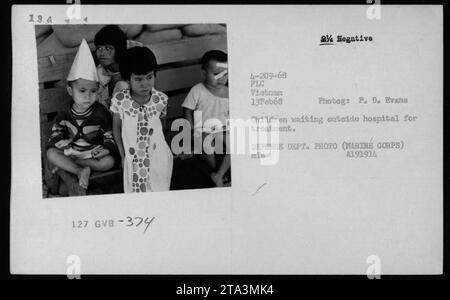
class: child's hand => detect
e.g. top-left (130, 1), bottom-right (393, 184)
top-left (91, 148), bottom-right (109, 159)
top-left (176, 153), bottom-right (193, 160)
top-left (55, 139), bottom-right (71, 149)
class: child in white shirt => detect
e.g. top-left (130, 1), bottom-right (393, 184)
top-left (182, 50), bottom-right (230, 187)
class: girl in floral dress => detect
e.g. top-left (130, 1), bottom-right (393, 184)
top-left (111, 47), bottom-right (173, 192)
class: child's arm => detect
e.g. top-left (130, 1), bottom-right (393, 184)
top-left (92, 126), bottom-right (115, 160)
top-left (112, 112), bottom-right (125, 166)
top-left (99, 107), bottom-right (115, 156)
top-left (46, 112), bottom-right (69, 150)
top-left (183, 107), bottom-right (195, 132)
top-left (181, 85), bottom-right (199, 133)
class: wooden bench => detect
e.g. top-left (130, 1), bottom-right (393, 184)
top-left (39, 34), bottom-right (228, 197)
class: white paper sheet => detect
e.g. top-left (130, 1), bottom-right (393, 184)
top-left (10, 5), bottom-right (442, 275)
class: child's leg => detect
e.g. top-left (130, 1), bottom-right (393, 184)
top-left (75, 155), bottom-right (115, 171)
top-left (203, 153), bottom-right (216, 170)
top-left (46, 148), bottom-right (91, 189)
top-left (56, 169), bottom-right (86, 196)
top-left (211, 154), bottom-right (230, 187)
top-left (215, 155), bottom-right (230, 178)
top-left (211, 132), bottom-right (231, 187)
top-left (202, 132), bottom-right (217, 170)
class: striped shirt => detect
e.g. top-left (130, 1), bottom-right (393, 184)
top-left (47, 102), bottom-right (116, 155)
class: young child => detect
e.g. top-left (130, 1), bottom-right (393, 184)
top-left (46, 39), bottom-right (116, 194)
top-left (94, 25), bottom-right (128, 110)
top-left (182, 50), bottom-right (230, 187)
top-left (111, 46), bottom-right (173, 193)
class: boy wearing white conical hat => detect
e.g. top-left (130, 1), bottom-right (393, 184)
top-left (46, 39), bottom-right (116, 195)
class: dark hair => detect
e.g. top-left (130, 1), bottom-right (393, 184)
top-left (94, 25), bottom-right (127, 64)
top-left (120, 46), bottom-right (158, 80)
top-left (201, 50), bottom-right (228, 70)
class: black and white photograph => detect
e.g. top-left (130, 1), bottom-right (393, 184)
top-left (37, 23), bottom-right (231, 197)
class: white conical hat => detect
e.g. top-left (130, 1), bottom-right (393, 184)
top-left (67, 39), bottom-right (99, 82)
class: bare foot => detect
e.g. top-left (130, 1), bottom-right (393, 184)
top-left (77, 167), bottom-right (91, 189)
top-left (68, 180), bottom-right (87, 196)
top-left (211, 172), bottom-right (224, 187)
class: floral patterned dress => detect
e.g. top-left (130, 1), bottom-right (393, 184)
top-left (110, 88), bottom-right (173, 192)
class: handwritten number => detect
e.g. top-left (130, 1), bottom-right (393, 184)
top-left (143, 217), bottom-right (155, 233)
top-left (135, 217), bottom-right (144, 227)
top-left (126, 216), bottom-right (133, 227)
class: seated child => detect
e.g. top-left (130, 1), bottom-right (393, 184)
top-left (182, 50), bottom-right (230, 187)
top-left (111, 46), bottom-right (173, 193)
top-left (94, 25), bottom-right (129, 109)
top-left (46, 39), bottom-right (116, 194)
